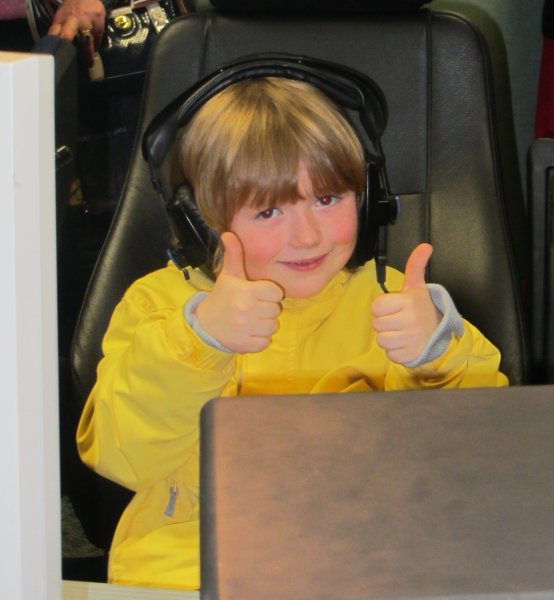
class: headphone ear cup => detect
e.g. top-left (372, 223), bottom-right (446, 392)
top-left (349, 160), bottom-right (398, 269)
top-left (167, 183), bottom-right (220, 270)
top-left (349, 162), bottom-right (377, 268)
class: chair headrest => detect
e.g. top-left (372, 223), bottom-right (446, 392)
top-left (208, 0), bottom-right (430, 14)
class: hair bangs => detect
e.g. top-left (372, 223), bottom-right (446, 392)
top-left (303, 151), bottom-right (365, 200)
top-left (221, 100), bottom-right (304, 216)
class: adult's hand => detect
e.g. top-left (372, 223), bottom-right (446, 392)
top-left (48, 0), bottom-right (106, 66)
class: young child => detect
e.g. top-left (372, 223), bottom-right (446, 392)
top-left (77, 76), bottom-right (508, 590)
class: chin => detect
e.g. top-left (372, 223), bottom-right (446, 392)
top-left (282, 277), bottom-right (333, 299)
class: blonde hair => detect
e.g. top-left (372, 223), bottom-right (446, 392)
top-left (178, 77), bottom-right (366, 232)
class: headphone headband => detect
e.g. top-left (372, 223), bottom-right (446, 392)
top-left (143, 53), bottom-right (388, 174)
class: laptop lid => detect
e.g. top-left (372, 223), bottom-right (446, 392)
top-left (200, 385), bottom-right (554, 600)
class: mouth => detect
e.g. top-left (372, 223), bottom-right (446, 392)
top-left (280, 254), bottom-right (327, 272)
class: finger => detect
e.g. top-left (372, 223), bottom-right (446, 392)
top-left (371, 293), bottom-right (405, 318)
top-left (375, 330), bottom-right (406, 352)
top-left (58, 16), bottom-right (82, 41)
top-left (48, 22), bottom-right (62, 36)
top-left (250, 318), bottom-right (279, 338)
top-left (372, 312), bottom-right (405, 333)
top-left (385, 347), bottom-right (416, 366)
top-left (220, 232), bottom-right (247, 279)
top-left (242, 336), bottom-right (272, 353)
top-left (377, 325), bottom-right (422, 349)
top-left (402, 243), bottom-right (433, 291)
top-left (253, 280), bottom-right (284, 303)
top-left (252, 299), bottom-right (282, 320)
top-left (376, 330), bottom-right (422, 366)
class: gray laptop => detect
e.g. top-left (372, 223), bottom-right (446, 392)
top-left (200, 385), bottom-right (554, 600)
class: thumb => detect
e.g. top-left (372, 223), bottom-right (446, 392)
top-left (402, 243), bottom-right (433, 291)
top-left (220, 231), bottom-right (247, 279)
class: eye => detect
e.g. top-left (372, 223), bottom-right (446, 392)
top-left (316, 195), bottom-right (339, 207)
top-left (256, 207), bottom-right (280, 220)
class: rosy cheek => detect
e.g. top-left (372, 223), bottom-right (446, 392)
top-left (240, 235), bottom-right (275, 277)
top-left (335, 206), bottom-right (358, 245)
top-left (345, 221), bottom-right (358, 244)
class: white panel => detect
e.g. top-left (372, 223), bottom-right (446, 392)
top-left (0, 51), bottom-right (61, 600)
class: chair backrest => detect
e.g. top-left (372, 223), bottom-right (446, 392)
top-left (68, 6), bottom-right (532, 549)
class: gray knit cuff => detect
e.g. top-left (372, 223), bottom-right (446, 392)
top-left (183, 292), bottom-right (234, 354)
top-left (403, 283), bottom-right (465, 368)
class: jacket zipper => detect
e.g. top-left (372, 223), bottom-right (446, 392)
top-left (164, 481), bottom-right (179, 517)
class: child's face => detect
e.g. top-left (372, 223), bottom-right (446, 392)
top-left (229, 164), bottom-right (358, 298)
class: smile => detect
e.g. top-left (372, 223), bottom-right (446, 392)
top-left (280, 254), bottom-right (327, 272)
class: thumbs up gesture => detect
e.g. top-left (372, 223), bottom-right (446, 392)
top-left (195, 232), bottom-right (284, 354)
top-left (371, 243), bottom-right (442, 365)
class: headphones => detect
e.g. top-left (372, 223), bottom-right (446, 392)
top-left (142, 53), bottom-right (399, 288)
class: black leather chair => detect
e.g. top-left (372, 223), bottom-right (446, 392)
top-left (67, 3), bottom-right (532, 563)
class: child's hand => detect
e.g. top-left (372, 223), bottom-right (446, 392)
top-left (371, 243), bottom-right (441, 365)
top-left (196, 232), bottom-right (284, 353)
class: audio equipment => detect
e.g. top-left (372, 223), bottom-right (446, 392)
top-left (142, 53), bottom-right (398, 287)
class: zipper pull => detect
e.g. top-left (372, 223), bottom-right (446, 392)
top-left (164, 483), bottom-right (179, 517)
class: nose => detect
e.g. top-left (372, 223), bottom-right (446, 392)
top-left (289, 207), bottom-right (322, 248)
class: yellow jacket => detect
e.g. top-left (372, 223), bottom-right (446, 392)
top-left (77, 260), bottom-right (507, 589)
